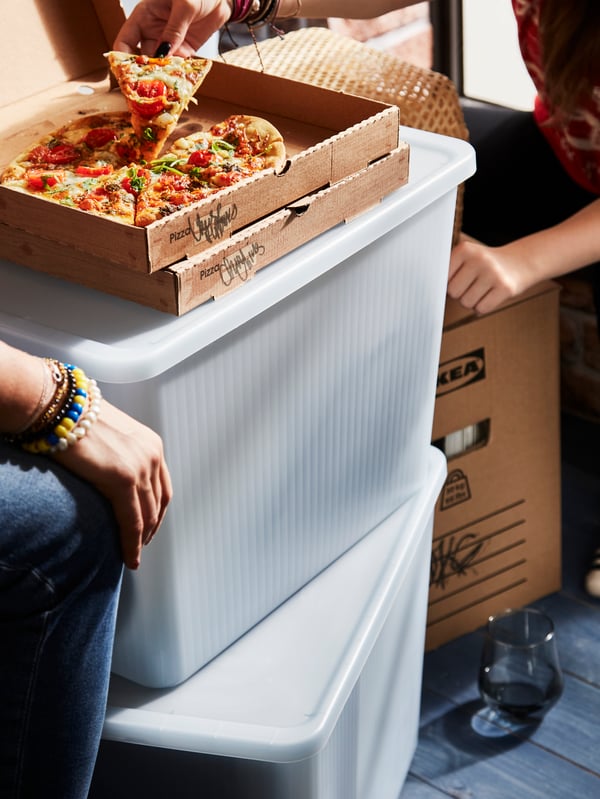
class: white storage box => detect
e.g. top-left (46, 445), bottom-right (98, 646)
top-left (0, 127), bottom-right (474, 687)
top-left (93, 447), bottom-right (446, 799)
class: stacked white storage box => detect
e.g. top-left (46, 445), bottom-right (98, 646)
top-left (0, 126), bottom-right (474, 690)
top-left (93, 447), bottom-right (446, 799)
top-left (0, 126), bottom-right (474, 794)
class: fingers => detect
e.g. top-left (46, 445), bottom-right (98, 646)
top-left (113, 0), bottom-right (231, 55)
top-left (112, 455), bottom-right (172, 570)
top-left (141, 455), bottom-right (173, 547)
top-left (113, 17), bottom-right (145, 53)
top-left (448, 239), bottom-right (511, 315)
top-left (112, 488), bottom-right (145, 571)
top-left (159, 0), bottom-right (205, 54)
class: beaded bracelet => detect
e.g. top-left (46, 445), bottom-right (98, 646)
top-left (229, 0), bottom-right (299, 29)
top-left (22, 365), bottom-right (102, 455)
top-left (5, 361), bottom-right (76, 446)
top-left (26, 360), bottom-right (73, 436)
top-left (1, 361), bottom-right (102, 455)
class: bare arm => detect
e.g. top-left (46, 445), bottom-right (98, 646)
top-left (448, 197), bottom-right (600, 313)
top-left (283, 0), bottom-right (419, 18)
top-left (0, 342), bottom-right (46, 433)
top-left (114, 0), bottom-right (420, 55)
top-left (0, 341), bottom-right (172, 569)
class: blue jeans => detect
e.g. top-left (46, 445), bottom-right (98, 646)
top-left (0, 442), bottom-right (123, 799)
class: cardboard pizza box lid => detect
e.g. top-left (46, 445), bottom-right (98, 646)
top-left (1, 0), bottom-right (125, 109)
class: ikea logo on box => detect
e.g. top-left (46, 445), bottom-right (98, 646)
top-left (436, 348), bottom-right (486, 397)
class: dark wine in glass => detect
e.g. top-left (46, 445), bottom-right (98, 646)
top-left (478, 608), bottom-right (563, 725)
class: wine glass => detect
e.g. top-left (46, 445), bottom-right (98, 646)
top-left (476, 607), bottom-right (563, 733)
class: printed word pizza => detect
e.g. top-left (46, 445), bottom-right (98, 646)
top-left (0, 53), bottom-right (286, 228)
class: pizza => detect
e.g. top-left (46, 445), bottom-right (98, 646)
top-left (0, 57), bottom-right (287, 228)
top-left (0, 112), bottom-right (142, 179)
top-left (0, 112), bottom-right (146, 224)
top-left (1, 112), bottom-right (287, 227)
top-left (134, 115), bottom-right (287, 226)
top-left (105, 51), bottom-right (212, 161)
top-left (170, 114), bottom-right (286, 189)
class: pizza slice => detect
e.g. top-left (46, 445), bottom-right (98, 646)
top-left (169, 114), bottom-right (287, 188)
top-left (1, 113), bottom-right (142, 183)
top-left (1, 164), bottom-right (141, 225)
top-left (105, 52), bottom-right (212, 161)
top-left (74, 164), bottom-right (154, 224)
top-left (133, 160), bottom-right (218, 227)
top-left (133, 115), bottom-right (287, 226)
top-left (0, 113), bottom-right (144, 223)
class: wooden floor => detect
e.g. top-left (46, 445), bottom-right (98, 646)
top-left (400, 413), bottom-right (600, 798)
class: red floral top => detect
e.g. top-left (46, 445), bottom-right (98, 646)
top-left (512, 0), bottom-right (600, 194)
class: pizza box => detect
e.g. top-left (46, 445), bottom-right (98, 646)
top-left (0, 0), bottom-right (402, 276)
top-left (0, 144), bottom-right (409, 315)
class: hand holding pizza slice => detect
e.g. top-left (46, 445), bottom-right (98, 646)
top-left (105, 51), bottom-right (212, 160)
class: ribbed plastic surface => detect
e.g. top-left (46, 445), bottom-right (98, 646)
top-left (0, 127), bottom-right (475, 687)
top-left (103, 448), bottom-right (446, 799)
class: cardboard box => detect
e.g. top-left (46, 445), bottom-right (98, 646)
top-left (426, 282), bottom-right (562, 650)
top-left (0, 1), bottom-right (403, 282)
top-left (0, 144), bottom-right (409, 315)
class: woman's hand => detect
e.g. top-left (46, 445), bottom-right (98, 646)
top-left (449, 200), bottom-right (600, 314)
top-left (113, 0), bottom-right (231, 55)
top-left (53, 400), bottom-right (173, 570)
top-left (448, 235), bottom-right (538, 314)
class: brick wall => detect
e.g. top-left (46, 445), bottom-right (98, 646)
top-left (327, 3), bottom-right (432, 68)
top-left (329, 9), bottom-right (600, 423)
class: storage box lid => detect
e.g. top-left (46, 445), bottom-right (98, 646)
top-left (102, 446), bottom-right (446, 762)
top-left (0, 126), bottom-right (475, 383)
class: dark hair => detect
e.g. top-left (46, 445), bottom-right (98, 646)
top-left (539, 0), bottom-right (600, 117)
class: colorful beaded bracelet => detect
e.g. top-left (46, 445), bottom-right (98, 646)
top-left (1, 361), bottom-right (102, 455)
top-left (22, 365), bottom-right (102, 454)
top-left (25, 361), bottom-right (75, 439)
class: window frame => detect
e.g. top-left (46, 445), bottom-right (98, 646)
top-left (430, 0), bottom-right (464, 89)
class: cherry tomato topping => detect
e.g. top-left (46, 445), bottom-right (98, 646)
top-left (136, 79), bottom-right (167, 99)
top-left (28, 143), bottom-right (79, 165)
top-left (121, 169), bottom-right (148, 196)
top-left (159, 174), bottom-right (191, 192)
top-left (84, 128), bottom-right (118, 149)
top-left (215, 172), bottom-right (243, 187)
top-left (187, 150), bottom-right (213, 167)
top-left (132, 80), bottom-right (168, 117)
top-left (28, 145), bottom-right (51, 163)
top-left (26, 173), bottom-right (59, 191)
top-left (115, 142), bottom-right (138, 161)
top-left (75, 164), bottom-right (113, 177)
top-left (46, 143), bottom-right (80, 165)
top-left (132, 98), bottom-right (167, 118)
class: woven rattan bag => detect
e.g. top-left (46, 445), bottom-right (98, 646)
top-left (224, 26), bottom-right (469, 241)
